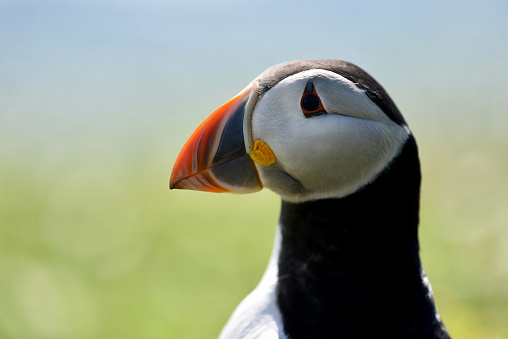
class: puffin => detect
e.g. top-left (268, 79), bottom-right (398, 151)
top-left (170, 60), bottom-right (450, 339)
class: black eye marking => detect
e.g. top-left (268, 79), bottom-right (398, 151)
top-left (301, 81), bottom-right (326, 118)
top-left (304, 81), bottom-right (314, 93)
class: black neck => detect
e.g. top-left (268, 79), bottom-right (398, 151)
top-left (276, 136), bottom-right (449, 339)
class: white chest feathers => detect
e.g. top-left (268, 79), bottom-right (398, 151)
top-left (218, 230), bottom-right (286, 339)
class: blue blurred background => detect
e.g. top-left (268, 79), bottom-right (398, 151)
top-left (1, 0), bottom-right (507, 338)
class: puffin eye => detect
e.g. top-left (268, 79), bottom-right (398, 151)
top-left (301, 94), bottom-right (320, 112)
top-left (301, 81), bottom-right (326, 118)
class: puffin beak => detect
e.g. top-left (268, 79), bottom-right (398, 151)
top-left (170, 85), bottom-right (262, 193)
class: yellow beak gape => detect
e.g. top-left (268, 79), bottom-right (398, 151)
top-left (249, 140), bottom-right (276, 166)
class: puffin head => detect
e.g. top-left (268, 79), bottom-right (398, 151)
top-left (170, 60), bottom-right (411, 203)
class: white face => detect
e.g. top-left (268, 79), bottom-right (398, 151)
top-left (245, 69), bottom-right (410, 203)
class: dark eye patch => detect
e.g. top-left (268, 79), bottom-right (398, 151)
top-left (301, 81), bottom-right (326, 118)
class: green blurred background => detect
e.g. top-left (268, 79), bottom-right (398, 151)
top-left (1, 0), bottom-right (507, 338)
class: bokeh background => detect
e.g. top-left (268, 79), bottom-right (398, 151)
top-left (1, 0), bottom-right (507, 338)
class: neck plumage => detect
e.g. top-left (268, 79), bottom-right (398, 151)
top-left (275, 136), bottom-right (449, 339)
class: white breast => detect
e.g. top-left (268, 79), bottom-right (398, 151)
top-left (218, 229), bottom-right (286, 339)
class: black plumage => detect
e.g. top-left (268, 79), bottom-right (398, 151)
top-left (277, 136), bottom-right (449, 339)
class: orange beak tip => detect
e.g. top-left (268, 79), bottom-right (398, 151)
top-left (169, 85), bottom-right (262, 194)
